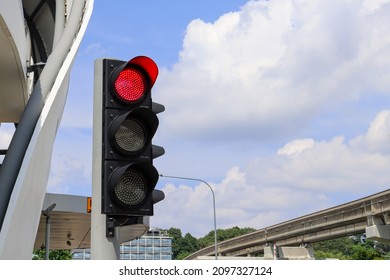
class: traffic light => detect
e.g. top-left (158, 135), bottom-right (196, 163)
top-left (100, 56), bottom-right (164, 220)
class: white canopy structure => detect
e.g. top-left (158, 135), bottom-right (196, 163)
top-left (0, 0), bottom-right (93, 259)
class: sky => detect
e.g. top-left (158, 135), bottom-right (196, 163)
top-left (2, 0), bottom-right (390, 238)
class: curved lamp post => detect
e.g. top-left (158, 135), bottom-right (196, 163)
top-left (159, 174), bottom-right (218, 260)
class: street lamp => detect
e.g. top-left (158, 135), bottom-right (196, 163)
top-left (42, 203), bottom-right (56, 260)
top-left (159, 174), bottom-right (218, 260)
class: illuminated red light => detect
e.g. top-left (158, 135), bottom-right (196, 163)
top-left (114, 68), bottom-right (146, 102)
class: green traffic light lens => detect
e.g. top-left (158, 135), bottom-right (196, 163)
top-left (114, 169), bottom-right (147, 207)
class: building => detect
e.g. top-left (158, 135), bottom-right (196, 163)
top-left (120, 229), bottom-right (172, 260)
top-left (72, 229), bottom-right (172, 260)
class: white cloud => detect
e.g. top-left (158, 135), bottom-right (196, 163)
top-left (149, 1), bottom-right (390, 236)
top-left (361, 0), bottom-right (390, 15)
top-left (157, 0), bottom-right (390, 142)
top-left (247, 111), bottom-right (390, 193)
top-left (277, 139), bottom-right (315, 156)
top-left (44, 0), bottom-right (390, 238)
top-left (350, 110), bottom-right (390, 154)
top-left (154, 111), bottom-right (390, 236)
top-left (47, 152), bottom-right (91, 194)
top-left (47, 127), bottom-right (92, 195)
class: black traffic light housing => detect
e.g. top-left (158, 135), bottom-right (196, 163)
top-left (100, 57), bottom-right (164, 222)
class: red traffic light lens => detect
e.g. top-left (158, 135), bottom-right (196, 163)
top-left (114, 68), bottom-right (146, 102)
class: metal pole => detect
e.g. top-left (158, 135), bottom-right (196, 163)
top-left (91, 59), bottom-right (121, 260)
top-left (42, 203), bottom-right (56, 260)
top-left (45, 215), bottom-right (50, 260)
top-left (159, 174), bottom-right (218, 260)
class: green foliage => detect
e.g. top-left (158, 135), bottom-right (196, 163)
top-left (313, 235), bottom-right (390, 260)
top-left (166, 227), bottom-right (200, 260)
top-left (167, 227), bottom-right (182, 241)
top-left (198, 226), bottom-right (256, 248)
top-left (32, 249), bottom-right (73, 260)
top-left (313, 236), bottom-right (355, 258)
top-left (166, 226), bottom-right (256, 260)
top-left (349, 243), bottom-right (382, 260)
top-left (314, 250), bottom-right (348, 260)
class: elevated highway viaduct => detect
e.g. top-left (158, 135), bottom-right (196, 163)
top-left (186, 189), bottom-right (390, 259)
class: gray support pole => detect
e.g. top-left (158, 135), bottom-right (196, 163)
top-left (0, 0), bottom-right (86, 230)
top-left (91, 59), bottom-right (120, 259)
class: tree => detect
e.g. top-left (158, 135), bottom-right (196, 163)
top-left (32, 249), bottom-right (72, 260)
top-left (198, 226), bottom-right (256, 248)
top-left (313, 235), bottom-right (390, 260)
top-left (167, 227), bottom-right (183, 241)
top-left (166, 227), bottom-right (200, 259)
top-left (175, 234), bottom-right (198, 259)
top-left (313, 236), bottom-right (355, 258)
top-left (350, 243), bottom-right (382, 260)
top-left (165, 226), bottom-right (255, 259)
top-left (166, 227), bottom-right (183, 259)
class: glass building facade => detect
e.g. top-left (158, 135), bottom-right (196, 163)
top-left (73, 248), bottom-right (91, 260)
top-left (72, 229), bottom-right (172, 260)
top-left (120, 230), bottom-right (172, 260)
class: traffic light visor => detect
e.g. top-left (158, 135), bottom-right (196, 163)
top-left (128, 56), bottom-right (158, 88)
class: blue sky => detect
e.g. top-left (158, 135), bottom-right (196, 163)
top-left (40, 0), bottom-right (390, 237)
